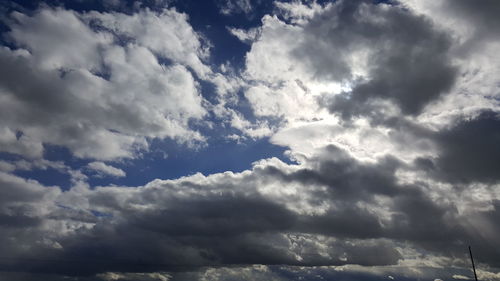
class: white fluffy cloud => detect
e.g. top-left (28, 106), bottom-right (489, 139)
top-left (83, 8), bottom-right (212, 78)
top-left (0, 7), bottom-right (210, 160)
top-left (86, 161), bottom-right (126, 178)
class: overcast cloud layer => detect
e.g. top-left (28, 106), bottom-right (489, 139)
top-left (1, 0), bottom-right (500, 280)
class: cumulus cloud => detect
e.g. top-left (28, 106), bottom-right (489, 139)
top-left (0, 154), bottom-right (403, 276)
top-left (399, 0), bottom-right (500, 124)
top-left (0, 145), bottom-right (499, 279)
top-left (244, 0), bottom-right (457, 122)
top-left (0, 7), bottom-right (209, 160)
top-left (421, 111), bottom-right (500, 184)
top-left (2, 0), bottom-right (500, 280)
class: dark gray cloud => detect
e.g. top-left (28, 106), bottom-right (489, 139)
top-left (1, 142), bottom-right (500, 279)
top-left (406, 111), bottom-right (500, 184)
top-left (434, 111), bottom-right (500, 183)
top-left (0, 144), bottom-right (479, 277)
top-left (127, 196), bottom-right (296, 237)
top-left (446, 0), bottom-right (500, 42)
top-left (291, 0), bottom-right (457, 118)
top-left (349, 109), bottom-right (500, 185)
top-left (0, 147), bottom-right (396, 276)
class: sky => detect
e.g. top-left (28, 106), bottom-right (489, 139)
top-left (0, 0), bottom-right (499, 280)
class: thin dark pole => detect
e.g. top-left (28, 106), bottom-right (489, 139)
top-left (469, 245), bottom-right (478, 281)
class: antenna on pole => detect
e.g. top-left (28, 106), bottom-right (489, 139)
top-left (469, 245), bottom-right (478, 281)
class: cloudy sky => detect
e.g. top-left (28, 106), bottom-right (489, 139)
top-left (0, 0), bottom-right (499, 280)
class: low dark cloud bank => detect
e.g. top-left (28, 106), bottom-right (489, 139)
top-left (1, 139), bottom-right (500, 278)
